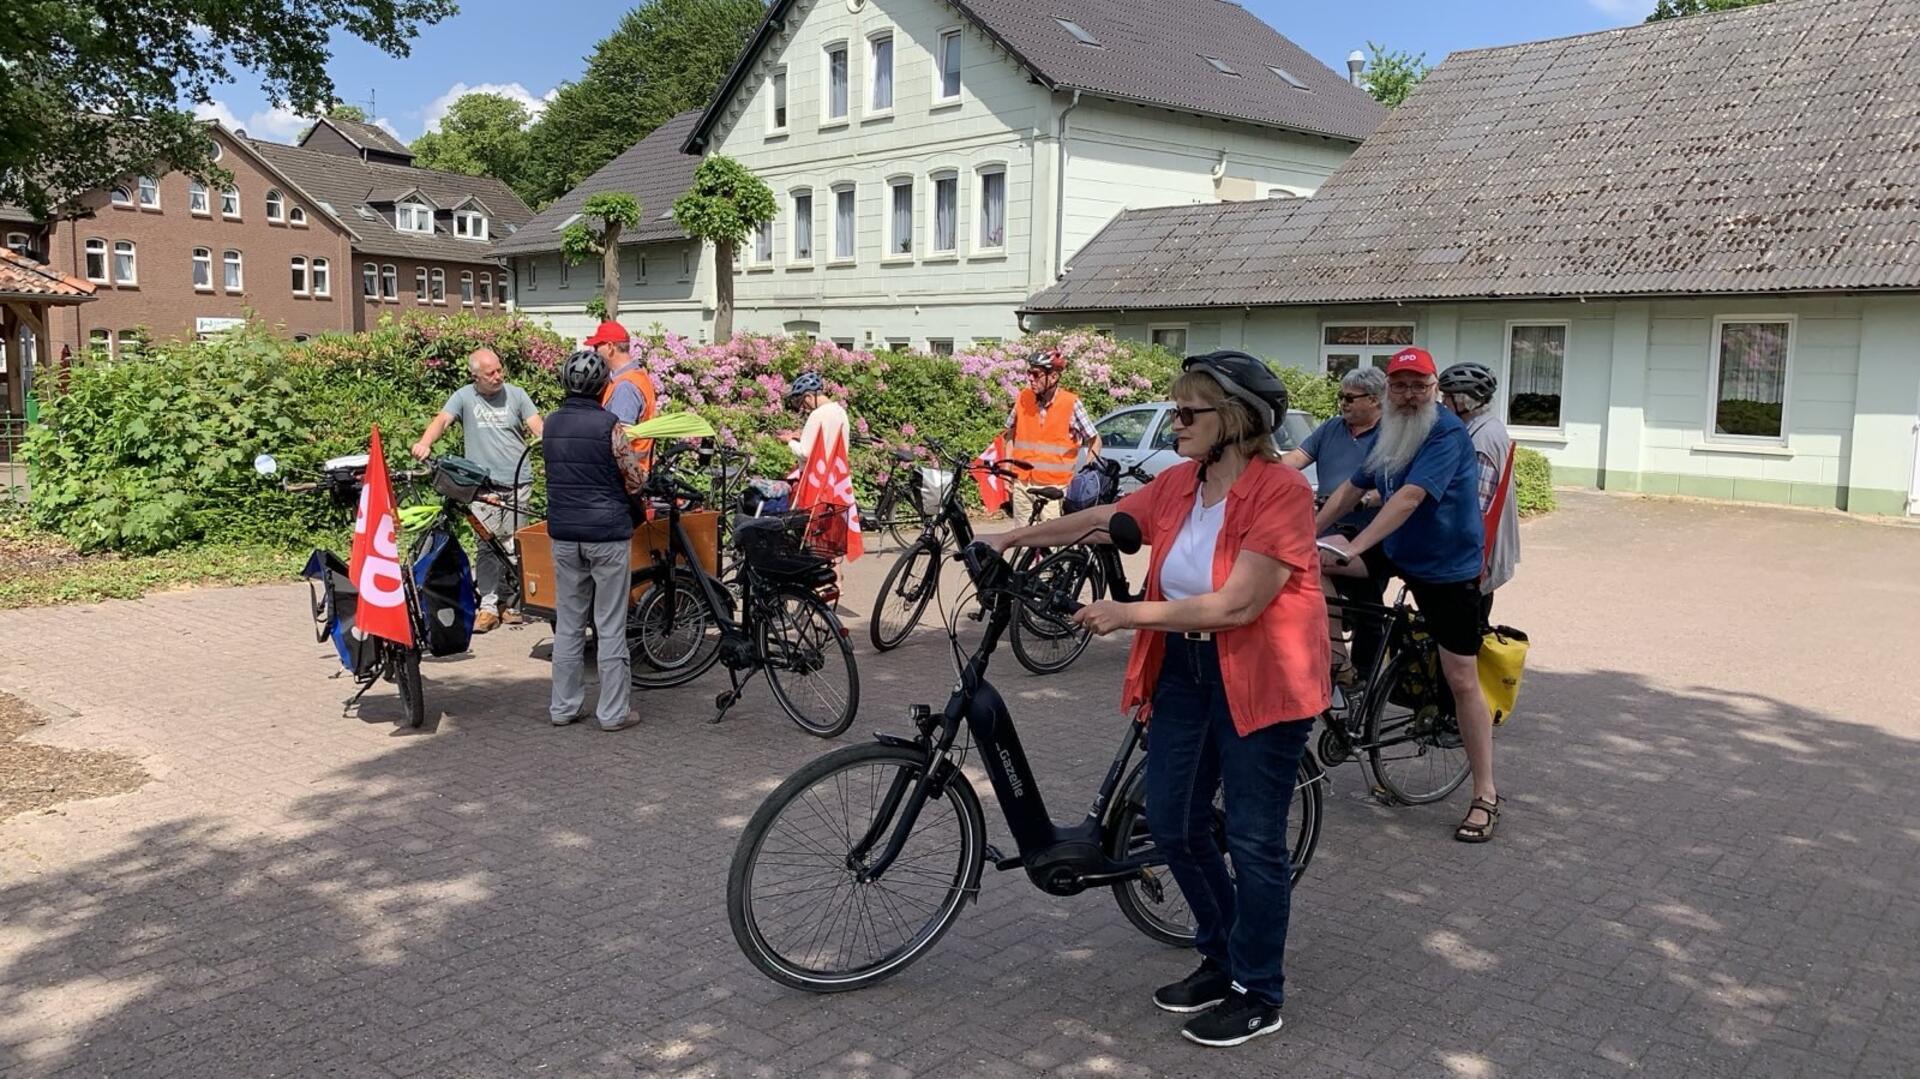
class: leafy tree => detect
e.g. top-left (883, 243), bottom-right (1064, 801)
top-left (326, 104), bottom-right (370, 123)
top-left (1647, 0), bottom-right (1771, 19)
top-left (1, 0), bottom-right (454, 219)
top-left (1363, 42), bottom-right (1431, 108)
top-left (411, 92), bottom-right (534, 200)
top-left (560, 193), bottom-right (643, 321)
top-left (671, 157), bottom-right (774, 342)
top-left (522, 0), bottom-right (765, 207)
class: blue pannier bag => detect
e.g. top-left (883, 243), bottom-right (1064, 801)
top-left (303, 549), bottom-right (380, 676)
top-left (412, 530), bottom-right (477, 657)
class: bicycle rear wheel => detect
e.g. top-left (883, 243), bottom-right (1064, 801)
top-left (1106, 755), bottom-right (1323, 946)
top-left (1364, 647), bottom-right (1470, 805)
top-left (629, 569), bottom-right (725, 689)
top-left (728, 742), bottom-right (985, 992)
top-left (392, 645), bottom-right (426, 729)
top-left (868, 538), bottom-right (941, 651)
top-left (759, 587), bottom-right (859, 737)
top-left (877, 487), bottom-right (928, 550)
top-left (1009, 547), bottom-right (1101, 675)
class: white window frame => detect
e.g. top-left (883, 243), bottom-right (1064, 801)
top-left (1318, 322), bottom-right (1417, 376)
top-left (460, 270), bottom-right (474, 305)
top-left (137, 176), bottom-right (159, 208)
top-left (974, 165), bottom-right (1006, 254)
top-left (868, 31), bottom-right (895, 116)
top-left (679, 246), bottom-right (693, 282)
top-left (415, 267), bottom-right (428, 302)
top-left (83, 238), bottom-right (108, 282)
top-left (885, 176), bottom-right (914, 260)
top-left (110, 186), bottom-right (133, 208)
top-left (222, 249), bottom-right (243, 292)
top-left (454, 210), bottom-right (488, 240)
top-left (526, 259), bottom-right (538, 290)
top-left (381, 264), bottom-right (397, 301)
top-left (189, 182), bottom-right (210, 216)
top-left (311, 257), bottom-right (330, 297)
top-left (290, 256), bottom-right (308, 295)
top-left (478, 273), bottom-right (494, 306)
top-left (266, 189), bottom-right (285, 222)
top-left (790, 188), bottom-right (814, 264)
top-left (397, 202), bottom-right (433, 234)
top-left (823, 40), bottom-right (851, 125)
top-left (192, 247), bottom-right (213, 291)
top-left (1148, 323), bottom-right (1190, 355)
top-left (289, 207), bottom-right (307, 227)
top-left (830, 183), bottom-right (857, 263)
top-left (220, 187), bottom-right (241, 219)
top-left (768, 65), bottom-right (789, 134)
top-left (929, 171), bottom-right (959, 257)
top-left (4, 232), bottom-right (28, 255)
top-left (927, 337), bottom-right (954, 357)
top-left (113, 240), bottom-right (137, 285)
top-left (1501, 320), bottom-right (1571, 434)
top-left (559, 258), bottom-right (570, 288)
top-left (751, 217), bottom-right (774, 268)
top-left (363, 262), bottom-right (378, 298)
top-left (1706, 314), bottom-right (1796, 446)
top-left (934, 28), bottom-right (963, 105)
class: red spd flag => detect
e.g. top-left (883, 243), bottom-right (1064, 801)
top-left (347, 426), bottom-right (415, 646)
top-left (793, 431), bottom-right (865, 562)
top-left (970, 435), bottom-right (1011, 515)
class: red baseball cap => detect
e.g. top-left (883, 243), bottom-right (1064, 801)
top-left (1385, 347), bottom-right (1437, 378)
top-left (582, 321), bottom-right (630, 348)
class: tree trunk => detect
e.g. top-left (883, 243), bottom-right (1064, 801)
top-left (601, 221), bottom-right (623, 321)
top-left (712, 237), bottom-right (736, 342)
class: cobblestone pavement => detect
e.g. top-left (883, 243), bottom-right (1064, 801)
top-left (2, 493), bottom-right (1917, 1078)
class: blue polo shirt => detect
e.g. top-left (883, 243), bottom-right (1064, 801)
top-left (1354, 409), bottom-right (1484, 583)
top-left (1299, 415), bottom-right (1379, 532)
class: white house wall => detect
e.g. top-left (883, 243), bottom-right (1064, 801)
top-left (512, 239), bottom-right (712, 343)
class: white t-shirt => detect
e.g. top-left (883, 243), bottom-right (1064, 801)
top-left (788, 400), bottom-right (850, 464)
top-left (1160, 484), bottom-right (1227, 600)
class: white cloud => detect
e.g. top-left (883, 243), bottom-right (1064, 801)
top-left (192, 100), bottom-right (313, 142)
top-left (1588, 0), bottom-right (1653, 16)
top-left (419, 82), bottom-right (557, 134)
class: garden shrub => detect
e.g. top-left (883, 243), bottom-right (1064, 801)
top-left (1514, 447), bottom-right (1556, 517)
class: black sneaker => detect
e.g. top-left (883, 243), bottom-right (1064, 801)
top-left (1152, 960), bottom-right (1232, 1013)
top-left (1181, 986), bottom-right (1282, 1047)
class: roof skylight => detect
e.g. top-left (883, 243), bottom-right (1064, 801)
top-left (1202, 56), bottom-right (1242, 77)
top-left (1055, 19), bottom-right (1102, 48)
top-left (1269, 66), bottom-right (1312, 91)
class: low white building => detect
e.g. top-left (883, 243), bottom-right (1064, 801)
top-left (499, 0), bottom-right (1380, 351)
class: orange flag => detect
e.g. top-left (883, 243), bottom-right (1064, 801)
top-left (346, 426), bottom-right (415, 646)
top-left (793, 430), bottom-right (864, 562)
top-left (970, 435), bottom-right (1011, 515)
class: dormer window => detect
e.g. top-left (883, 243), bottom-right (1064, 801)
top-left (454, 210), bottom-right (488, 240)
top-left (396, 202), bottom-right (434, 233)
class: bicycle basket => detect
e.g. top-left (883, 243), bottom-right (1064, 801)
top-left (1063, 461), bottom-right (1118, 514)
top-left (735, 509), bottom-right (837, 583)
top-left (432, 456), bottom-right (493, 503)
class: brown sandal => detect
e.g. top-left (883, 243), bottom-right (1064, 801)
top-left (1454, 797), bottom-right (1500, 843)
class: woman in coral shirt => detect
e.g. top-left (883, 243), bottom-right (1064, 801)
top-left (987, 351), bottom-right (1328, 1049)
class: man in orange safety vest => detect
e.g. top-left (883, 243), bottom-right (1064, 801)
top-left (583, 320), bottom-right (659, 471)
top-left (1003, 349), bottom-right (1101, 524)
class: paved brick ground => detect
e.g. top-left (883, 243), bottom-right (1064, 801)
top-left (2, 492), bottom-right (1917, 1078)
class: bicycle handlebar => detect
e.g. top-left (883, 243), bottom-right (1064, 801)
top-left (1315, 538), bottom-right (1353, 567)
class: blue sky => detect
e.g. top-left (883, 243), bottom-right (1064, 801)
top-left (194, 0), bottom-right (1659, 145)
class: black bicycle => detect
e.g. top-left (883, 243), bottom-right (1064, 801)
top-left (1005, 457), bottom-right (1154, 675)
top-left (626, 441), bottom-right (859, 738)
top-left (726, 515), bottom-right (1325, 991)
top-left (1314, 540), bottom-right (1469, 805)
top-left (853, 435), bottom-right (931, 549)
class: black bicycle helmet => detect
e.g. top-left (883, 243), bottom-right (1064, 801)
top-left (784, 370), bottom-right (824, 405)
top-left (1181, 350), bottom-right (1290, 436)
top-left (561, 348), bottom-right (609, 398)
top-left (1438, 361), bottom-right (1499, 403)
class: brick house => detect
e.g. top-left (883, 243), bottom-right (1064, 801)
top-left (11, 116), bottom-right (532, 359)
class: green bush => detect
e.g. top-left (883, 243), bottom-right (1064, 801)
top-left (1514, 447), bottom-right (1555, 517)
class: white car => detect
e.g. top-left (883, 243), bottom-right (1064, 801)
top-left (1093, 403), bottom-right (1318, 492)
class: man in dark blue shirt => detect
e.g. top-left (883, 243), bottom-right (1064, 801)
top-left (1315, 347), bottom-right (1502, 844)
top-left (1286, 364), bottom-right (1387, 680)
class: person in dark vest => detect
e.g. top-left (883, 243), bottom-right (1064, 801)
top-left (543, 349), bottom-right (650, 732)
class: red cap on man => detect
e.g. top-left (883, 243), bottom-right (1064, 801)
top-left (582, 321), bottom-right (630, 348)
top-left (1385, 347), bottom-right (1437, 377)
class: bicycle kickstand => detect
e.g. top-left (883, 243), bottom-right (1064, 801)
top-left (711, 667), bottom-right (745, 724)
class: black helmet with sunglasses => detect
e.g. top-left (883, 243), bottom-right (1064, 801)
top-left (1180, 351), bottom-right (1290, 436)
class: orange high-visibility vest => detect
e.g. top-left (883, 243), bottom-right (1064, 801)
top-left (1011, 387), bottom-right (1081, 487)
top-left (600, 365), bottom-right (659, 466)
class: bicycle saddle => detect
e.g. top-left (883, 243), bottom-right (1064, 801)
top-left (892, 449), bottom-right (917, 463)
top-left (1029, 486), bottom-right (1065, 503)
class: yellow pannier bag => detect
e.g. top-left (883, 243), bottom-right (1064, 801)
top-left (1479, 626), bottom-right (1530, 726)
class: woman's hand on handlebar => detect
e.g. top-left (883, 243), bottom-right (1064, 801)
top-left (1071, 600), bottom-right (1134, 637)
top-left (978, 529), bottom-right (1019, 555)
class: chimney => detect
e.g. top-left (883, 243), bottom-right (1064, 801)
top-left (1347, 50), bottom-right (1367, 87)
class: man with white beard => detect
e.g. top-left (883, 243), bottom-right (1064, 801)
top-left (1314, 347), bottom-right (1503, 844)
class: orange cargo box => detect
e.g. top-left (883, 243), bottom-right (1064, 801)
top-left (515, 511), bottom-right (720, 620)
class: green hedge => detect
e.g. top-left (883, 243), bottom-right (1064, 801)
top-left (1514, 447), bottom-right (1555, 517)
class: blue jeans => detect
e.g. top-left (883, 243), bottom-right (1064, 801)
top-left (1145, 637), bottom-right (1311, 1008)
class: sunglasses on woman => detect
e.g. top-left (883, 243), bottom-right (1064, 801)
top-left (1171, 405), bottom-right (1218, 425)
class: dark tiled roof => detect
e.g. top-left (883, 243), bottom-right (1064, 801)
top-left (0, 247), bottom-right (97, 302)
top-left (687, 0), bottom-right (1383, 151)
top-left (316, 117), bottom-right (415, 159)
top-left (492, 111), bottom-right (703, 257)
top-left (249, 140), bottom-right (535, 263)
top-left (1026, 0), bottom-right (1920, 311)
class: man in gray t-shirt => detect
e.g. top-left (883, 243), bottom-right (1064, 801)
top-left (412, 348), bottom-right (545, 630)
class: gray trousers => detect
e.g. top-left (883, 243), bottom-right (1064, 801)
top-left (549, 539), bottom-right (633, 729)
top-left (473, 484), bottom-right (533, 613)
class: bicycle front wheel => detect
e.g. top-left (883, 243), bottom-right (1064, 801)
top-left (392, 645), bottom-right (426, 729)
top-left (759, 587), bottom-right (859, 737)
top-left (868, 539), bottom-right (941, 651)
top-left (1009, 547), bottom-right (1102, 675)
top-left (629, 569), bottom-right (725, 689)
top-left (728, 743), bottom-right (985, 992)
top-left (1106, 754), bottom-right (1323, 947)
top-left (1364, 647), bottom-right (1470, 805)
